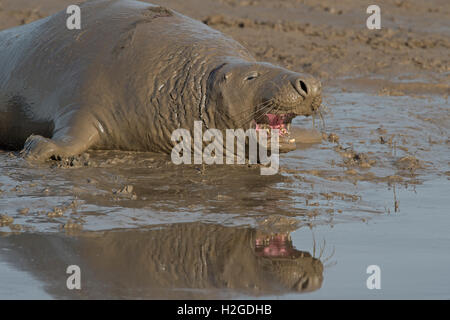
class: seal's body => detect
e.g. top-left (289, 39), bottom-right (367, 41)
top-left (0, 0), bottom-right (321, 160)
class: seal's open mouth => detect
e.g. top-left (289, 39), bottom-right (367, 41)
top-left (253, 113), bottom-right (297, 152)
top-left (256, 113), bottom-right (295, 136)
top-left (255, 113), bottom-right (295, 137)
top-left (255, 234), bottom-right (295, 258)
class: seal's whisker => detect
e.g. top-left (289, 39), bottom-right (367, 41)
top-left (234, 104), bottom-right (273, 127)
top-left (251, 101), bottom-right (277, 123)
top-left (318, 110), bottom-right (326, 131)
top-left (322, 246), bottom-right (336, 264)
top-left (229, 99), bottom-right (273, 119)
top-left (250, 98), bottom-right (275, 112)
top-left (233, 99), bottom-right (275, 128)
top-left (231, 99), bottom-right (274, 118)
top-left (318, 103), bottom-right (330, 115)
top-left (253, 107), bottom-right (275, 125)
top-left (321, 94), bottom-right (336, 106)
top-left (237, 108), bottom-right (273, 128)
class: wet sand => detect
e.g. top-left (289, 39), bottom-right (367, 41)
top-left (0, 0), bottom-right (449, 299)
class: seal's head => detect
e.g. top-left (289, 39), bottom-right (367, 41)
top-left (255, 233), bottom-right (323, 292)
top-left (208, 61), bottom-right (322, 152)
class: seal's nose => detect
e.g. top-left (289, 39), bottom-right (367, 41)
top-left (293, 77), bottom-right (321, 98)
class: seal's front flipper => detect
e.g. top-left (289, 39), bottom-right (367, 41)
top-left (21, 129), bottom-right (99, 161)
top-left (20, 116), bottom-right (100, 161)
top-left (21, 135), bottom-right (60, 161)
top-left (20, 133), bottom-right (94, 161)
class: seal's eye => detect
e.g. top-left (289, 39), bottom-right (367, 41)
top-left (245, 72), bottom-right (259, 81)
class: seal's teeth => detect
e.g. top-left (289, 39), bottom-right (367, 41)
top-left (256, 115), bottom-right (293, 136)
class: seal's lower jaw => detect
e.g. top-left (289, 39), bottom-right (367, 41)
top-left (252, 113), bottom-right (297, 153)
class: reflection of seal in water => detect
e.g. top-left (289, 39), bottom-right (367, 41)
top-left (0, 0), bottom-right (321, 161)
top-left (0, 223), bottom-right (323, 298)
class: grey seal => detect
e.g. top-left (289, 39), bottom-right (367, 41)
top-left (0, 0), bottom-right (322, 161)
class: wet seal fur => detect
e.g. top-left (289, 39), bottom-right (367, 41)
top-left (0, 0), bottom-right (322, 161)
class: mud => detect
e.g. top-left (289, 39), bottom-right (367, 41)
top-left (0, 0), bottom-right (449, 299)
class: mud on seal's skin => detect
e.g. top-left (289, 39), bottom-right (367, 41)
top-left (0, 0), bottom-right (322, 161)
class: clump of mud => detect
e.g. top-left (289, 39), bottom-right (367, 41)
top-left (395, 155), bottom-right (423, 172)
top-left (62, 219), bottom-right (83, 231)
top-left (323, 132), bottom-right (339, 143)
top-left (0, 214), bottom-right (14, 227)
top-left (49, 153), bottom-right (91, 168)
top-left (334, 145), bottom-right (376, 169)
top-left (112, 185), bottom-right (138, 200)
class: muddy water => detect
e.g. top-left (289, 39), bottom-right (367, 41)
top-left (0, 85), bottom-right (448, 299)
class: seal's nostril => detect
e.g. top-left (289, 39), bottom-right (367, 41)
top-left (293, 77), bottom-right (322, 98)
top-left (298, 80), bottom-right (308, 95)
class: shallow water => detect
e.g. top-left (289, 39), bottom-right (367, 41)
top-left (0, 86), bottom-right (448, 299)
